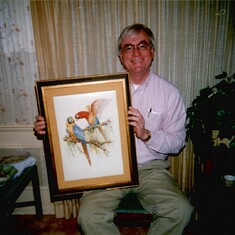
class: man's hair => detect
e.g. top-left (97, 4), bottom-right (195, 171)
top-left (117, 23), bottom-right (156, 53)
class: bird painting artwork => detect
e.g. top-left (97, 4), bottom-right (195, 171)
top-left (75, 99), bottom-right (111, 144)
top-left (63, 99), bottom-right (112, 166)
top-left (65, 116), bottom-right (92, 166)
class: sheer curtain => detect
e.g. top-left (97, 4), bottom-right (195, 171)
top-left (0, 0), bottom-right (38, 125)
top-left (30, 0), bottom-right (235, 219)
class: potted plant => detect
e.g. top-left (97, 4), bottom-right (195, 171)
top-left (186, 72), bottom-right (235, 158)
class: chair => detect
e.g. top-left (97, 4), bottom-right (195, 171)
top-left (114, 193), bottom-right (152, 227)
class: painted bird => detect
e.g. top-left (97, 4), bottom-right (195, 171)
top-left (66, 116), bottom-right (92, 166)
top-left (74, 99), bottom-right (109, 143)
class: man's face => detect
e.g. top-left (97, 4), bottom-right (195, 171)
top-left (118, 30), bottom-right (154, 81)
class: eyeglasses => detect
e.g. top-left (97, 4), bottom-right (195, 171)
top-left (121, 41), bottom-right (151, 54)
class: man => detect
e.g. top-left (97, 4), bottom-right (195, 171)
top-left (34, 23), bottom-right (193, 234)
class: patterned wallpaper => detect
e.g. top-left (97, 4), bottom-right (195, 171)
top-left (0, 0), bottom-right (38, 125)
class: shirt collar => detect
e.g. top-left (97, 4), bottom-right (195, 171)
top-left (130, 70), bottom-right (152, 90)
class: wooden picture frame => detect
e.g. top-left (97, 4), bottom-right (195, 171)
top-left (35, 72), bottom-right (138, 202)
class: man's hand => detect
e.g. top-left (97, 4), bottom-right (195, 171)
top-left (128, 106), bottom-right (149, 141)
top-left (34, 115), bottom-right (46, 135)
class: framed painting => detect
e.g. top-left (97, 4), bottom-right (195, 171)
top-left (35, 72), bottom-right (138, 202)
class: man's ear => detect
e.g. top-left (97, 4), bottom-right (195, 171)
top-left (118, 53), bottom-right (123, 65)
top-left (151, 48), bottom-right (155, 60)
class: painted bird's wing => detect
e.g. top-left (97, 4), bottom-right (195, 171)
top-left (73, 125), bottom-right (86, 144)
top-left (88, 99), bottom-right (110, 117)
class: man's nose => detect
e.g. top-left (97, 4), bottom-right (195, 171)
top-left (133, 46), bottom-right (141, 55)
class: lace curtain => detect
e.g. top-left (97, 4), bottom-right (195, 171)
top-left (29, 0), bottom-right (234, 219)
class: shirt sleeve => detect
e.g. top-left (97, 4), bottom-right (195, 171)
top-left (145, 88), bottom-right (186, 155)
